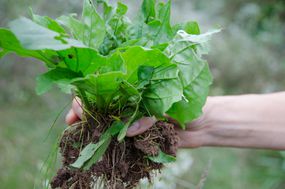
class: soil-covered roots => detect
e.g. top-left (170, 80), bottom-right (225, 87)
top-left (51, 117), bottom-right (179, 189)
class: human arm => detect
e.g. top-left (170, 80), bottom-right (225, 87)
top-left (189, 92), bottom-right (285, 150)
top-left (126, 92), bottom-right (285, 150)
top-left (66, 92), bottom-right (285, 150)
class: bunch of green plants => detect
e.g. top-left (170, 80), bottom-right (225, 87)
top-left (0, 0), bottom-right (218, 180)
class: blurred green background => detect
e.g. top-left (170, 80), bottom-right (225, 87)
top-left (0, 0), bottom-right (284, 189)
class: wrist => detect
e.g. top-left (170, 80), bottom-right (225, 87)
top-left (196, 95), bottom-right (248, 148)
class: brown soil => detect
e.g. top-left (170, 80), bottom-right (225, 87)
top-left (50, 114), bottom-right (179, 189)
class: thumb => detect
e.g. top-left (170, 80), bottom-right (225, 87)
top-left (126, 116), bottom-right (156, 137)
top-left (72, 97), bottom-right (83, 119)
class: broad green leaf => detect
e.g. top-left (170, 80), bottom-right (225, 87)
top-left (9, 17), bottom-right (85, 50)
top-left (56, 47), bottom-right (106, 74)
top-left (0, 28), bottom-right (56, 66)
top-left (164, 28), bottom-right (218, 127)
top-left (173, 21), bottom-right (201, 35)
top-left (0, 0), bottom-right (217, 154)
top-left (57, 15), bottom-right (86, 40)
top-left (148, 150), bottom-right (176, 163)
top-left (120, 46), bottom-right (171, 83)
top-left (72, 72), bottom-right (125, 109)
top-left (142, 64), bottom-right (183, 117)
top-left (165, 29), bottom-right (218, 87)
top-left (167, 61), bottom-right (212, 128)
top-left (153, 1), bottom-right (173, 45)
top-left (82, 0), bottom-right (106, 48)
top-left (96, 52), bottom-right (126, 74)
top-left (72, 72), bottom-right (124, 96)
top-left (30, 9), bottom-right (66, 34)
top-left (36, 68), bottom-right (81, 95)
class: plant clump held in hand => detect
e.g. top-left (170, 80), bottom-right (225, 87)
top-left (0, 0), bottom-right (219, 188)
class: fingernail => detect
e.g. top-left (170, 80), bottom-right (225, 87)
top-left (127, 122), bottom-right (140, 135)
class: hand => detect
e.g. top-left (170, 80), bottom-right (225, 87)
top-left (65, 97), bottom-right (210, 148)
top-left (66, 92), bottom-right (285, 150)
top-left (65, 97), bottom-right (83, 125)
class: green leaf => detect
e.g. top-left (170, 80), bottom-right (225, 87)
top-left (141, 0), bottom-right (156, 23)
top-left (57, 15), bottom-right (86, 40)
top-left (0, 28), bottom-right (56, 66)
top-left (96, 52), bottom-right (126, 74)
top-left (107, 121), bottom-right (125, 136)
top-left (0, 0), bottom-right (217, 148)
top-left (164, 29), bottom-right (218, 127)
top-left (153, 1), bottom-right (173, 45)
top-left (82, 136), bottom-right (111, 170)
top-left (120, 46), bottom-right (171, 83)
top-left (82, 0), bottom-right (106, 48)
top-left (119, 80), bottom-right (141, 102)
top-left (30, 9), bottom-right (66, 34)
top-left (72, 72), bottom-right (124, 96)
top-left (9, 17), bottom-right (85, 50)
top-left (131, 0), bottom-right (155, 40)
top-left (142, 64), bottom-right (183, 117)
top-left (184, 21), bottom-right (201, 35)
top-left (167, 61), bottom-right (212, 128)
top-left (36, 68), bottom-right (81, 95)
top-left (72, 72), bottom-right (125, 109)
top-left (0, 48), bottom-right (8, 58)
top-left (116, 2), bottom-right (128, 16)
top-left (72, 121), bottom-right (124, 170)
top-left (57, 47), bottom-right (105, 74)
top-left (173, 21), bottom-right (201, 35)
top-left (117, 103), bottom-right (140, 142)
top-left (148, 150), bottom-right (176, 163)
top-left (98, 1), bottom-right (130, 55)
top-left (137, 65), bottom-right (154, 89)
top-left (71, 138), bottom-right (109, 168)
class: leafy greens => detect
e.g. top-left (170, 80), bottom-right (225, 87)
top-left (0, 0), bottom-right (219, 166)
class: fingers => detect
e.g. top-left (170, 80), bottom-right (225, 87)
top-left (65, 109), bottom-right (80, 125)
top-left (65, 97), bottom-right (83, 125)
top-left (126, 116), bottom-right (156, 137)
top-left (72, 97), bottom-right (83, 119)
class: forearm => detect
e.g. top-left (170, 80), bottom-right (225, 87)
top-left (183, 92), bottom-right (285, 150)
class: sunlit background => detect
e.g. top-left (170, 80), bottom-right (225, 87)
top-left (0, 0), bottom-right (285, 189)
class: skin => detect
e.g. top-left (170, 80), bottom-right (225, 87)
top-left (66, 92), bottom-right (285, 150)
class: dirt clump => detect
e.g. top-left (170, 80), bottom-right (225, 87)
top-left (51, 114), bottom-right (179, 189)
